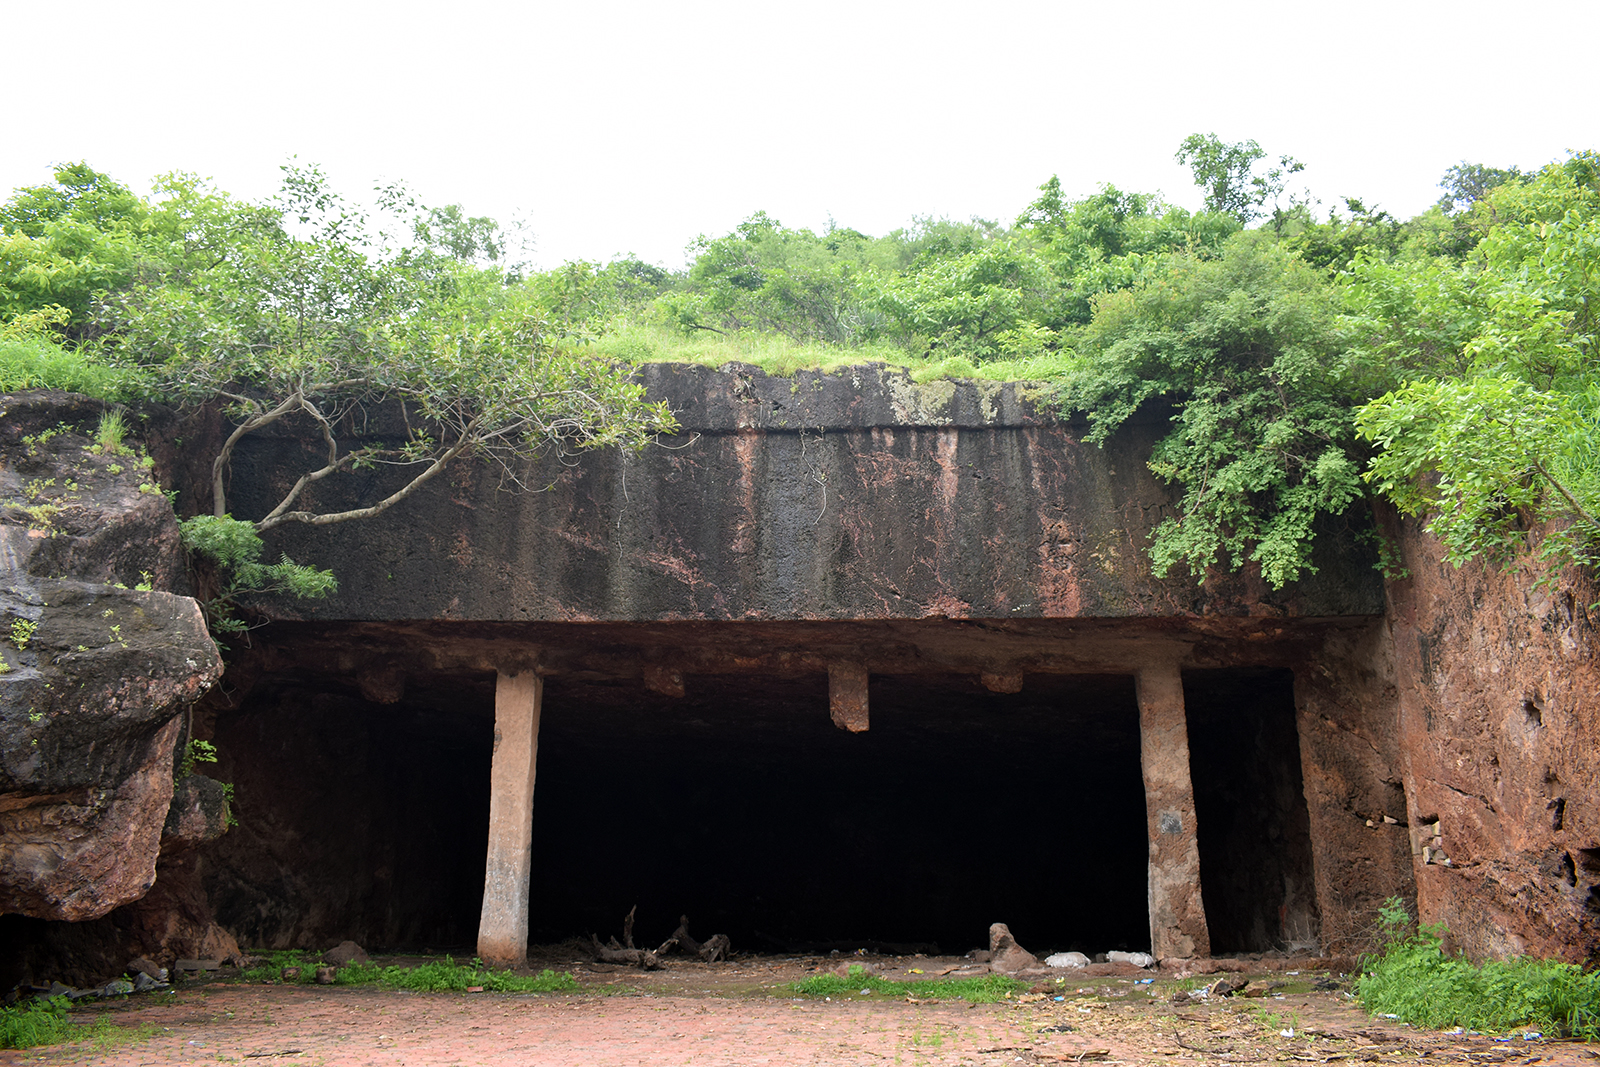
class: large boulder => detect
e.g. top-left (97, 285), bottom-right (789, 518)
top-left (0, 392), bottom-right (223, 921)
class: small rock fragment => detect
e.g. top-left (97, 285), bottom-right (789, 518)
top-left (126, 957), bottom-right (165, 981)
top-left (988, 923), bottom-right (1039, 974)
top-left (281, 966), bottom-right (302, 981)
top-left (324, 940), bottom-right (370, 967)
top-left (314, 966), bottom-right (337, 985)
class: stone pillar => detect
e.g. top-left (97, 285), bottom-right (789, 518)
top-left (477, 670), bottom-right (542, 965)
top-left (829, 661), bottom-right (869, 732)
top-left (1136, 662), bottom-right (1211, 960)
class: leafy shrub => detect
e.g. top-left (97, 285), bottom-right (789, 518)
top-left (1358, 898), bottom-right (1600, 1038)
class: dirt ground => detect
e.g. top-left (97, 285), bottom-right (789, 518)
top-left (7, 952), bottom-right (1598, 1066)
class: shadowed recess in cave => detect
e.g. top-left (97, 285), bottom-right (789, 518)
top-left (204, 670), bottom-right (1149, 955)
top-left (1185, 668), bottom-right (1319, 955)
top-left (530, 672), bottom-right (1148, 954)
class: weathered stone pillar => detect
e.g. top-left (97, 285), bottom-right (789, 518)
top-left (829, 661), bottom-right (869, 732)
top-left (1136, 662), bottom-right (1211, 960)
top-left (477, 670), bottom-right (542, 965)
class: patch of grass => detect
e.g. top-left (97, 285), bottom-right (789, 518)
top-left (1357, 898), bottom-right (1600, 1039)
top-left (794, 966), bottom-right (1026, 1003)
top-left (94, 410), bottom-right (127, 455)
top-left (241, 951), bottom-right (578, 994)
top-left (0, 336), bottom-right (142, 400)
top-left (0, 996), bottom-right (144, 1051)
top-left (590, 322), bottom-right (1072, 383)
top-left (0, 996), bottom-right (76, 1049)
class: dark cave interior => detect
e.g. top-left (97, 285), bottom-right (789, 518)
top-left (1185, 668), bottom-right (1320, 955)
top-left (206, 670), bottom-right (1150, 956)
top-left (197, 662), bottom-right (1317, 958)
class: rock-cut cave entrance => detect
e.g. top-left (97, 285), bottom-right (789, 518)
top-left (1184, 668), bottom-right (1320, 955)
top-left (205, 669), bottom-right (1151, 957)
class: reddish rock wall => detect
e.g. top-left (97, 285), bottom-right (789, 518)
top-left (1387, 519), bottom-right (1600, 963)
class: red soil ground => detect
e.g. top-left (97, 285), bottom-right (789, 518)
top-left (7, 955), bottom-right (1595, 1066)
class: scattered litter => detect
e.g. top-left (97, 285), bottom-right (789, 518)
top-left (466, 986), bottom-right (484, 993)
top-left (1106, 951), bottom-right (1155, 968)
top-left (1523, 1031), bottom-right (1543, 1040)
top-left (1279, 1028), bottom-right (1295, 1038)
top-left (1053, 996), bottom-right (1065, 1001)
top-left (1134, 979), bottom-right (1153, 985)
top-left (1045, 951), bottom-right (1090, 969)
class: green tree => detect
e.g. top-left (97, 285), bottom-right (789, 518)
top-left (1175, 133), bottom-right (1304, 225)
top-left (0, 163), bottom-right (149, 339)
top-left (92, 165), bottom-right (677, 533)
top-left (1059, 234), bottom-right (1363, 587)
top-left (670, 212), bottom-right (892, 343)
top-left (3, 164), bottom-right (679, 630)
top-left (1350, 152), bottom-right (1600, 568)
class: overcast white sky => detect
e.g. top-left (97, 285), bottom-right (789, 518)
top-left (5, 0), bottom-right (1596, 269)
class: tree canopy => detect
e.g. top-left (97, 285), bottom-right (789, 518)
top-left (4, 141), bottom-right (1597, 597)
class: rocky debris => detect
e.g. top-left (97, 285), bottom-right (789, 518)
top-left (324, 940), bottom-right (369, 967)
top-left (1207, 976), bottom-right (1250, 997)
top-left (161, 774), bottom-right (232, 853)
top-left (314, 965), bottom-right (336, 984)
top-left (126, 956), bottom-right (167, 981)
top-left (23, 972), bottom-right (166, 1002)
top-left (1045, 951), bottom-right (1090, 968)
top-left (988, 923), bottom-right (1039, 973)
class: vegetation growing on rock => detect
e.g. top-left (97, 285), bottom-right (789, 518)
top-left (2, 140), bottom-right (1596, 590)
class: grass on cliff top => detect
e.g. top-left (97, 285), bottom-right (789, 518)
top-left (240, 951), bottom-right (578, 993)
top-left (1357, 899), bottom-right (1600, 1039)
top-left (590, 322), bottom-right (1076, 383)
top-left (0, 336), bottom-right (143, 401)
top-left (793, 966), bottom-right (1027, 1002)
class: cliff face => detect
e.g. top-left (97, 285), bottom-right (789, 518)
top-left (1386, 519), bottom-right (1600, 963)
top-left (0, 392), bottom-right (223, 923)
top-left (6, 367), bottom-right (1598, 972)
top-left (220, 363), bottom-right (1383, 624)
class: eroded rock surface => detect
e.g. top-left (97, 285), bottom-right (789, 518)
top-left (1387, 517), bottom-right (1600, 963)
top-left (1, 392), bottom-right (223, 922)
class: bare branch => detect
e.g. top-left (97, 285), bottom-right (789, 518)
top-left (254, 422), bottom-right (480, 532)
top-left (213, 390), bottom-right (304, 518)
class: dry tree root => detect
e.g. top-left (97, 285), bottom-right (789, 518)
top-left (589, 907), bottom-right (730, 969)
top-left (665, 915), bottom-right (731, 962)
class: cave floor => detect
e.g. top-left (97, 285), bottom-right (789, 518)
top-left (11, 954), bottom-right (1592, 1067)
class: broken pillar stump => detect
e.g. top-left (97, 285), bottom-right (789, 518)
top-left (829, 661), bottom-right (869, 732)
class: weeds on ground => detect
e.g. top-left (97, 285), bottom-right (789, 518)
top-left (794, 965), bottom-right (1026, 1002)
top-left (0, 995), bottom-right (147, 1051)
top-left (1357, 897), bottom-right (1600, 1039)
top-left (240, 951), bottom-right (578, 993)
